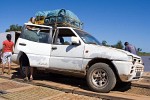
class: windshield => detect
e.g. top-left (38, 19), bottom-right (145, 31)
top-left (74, 29), bottom-right (101, 45)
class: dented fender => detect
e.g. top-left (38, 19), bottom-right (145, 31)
top-left (84, 44), bottom-right (129, 61)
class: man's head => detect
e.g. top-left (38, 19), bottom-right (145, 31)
top-left (30, 17), bottom-right (35, 24)
top-left (6, 34), bottom-right (11, 41)
top-left (124, 42), bottom-right (129, 46)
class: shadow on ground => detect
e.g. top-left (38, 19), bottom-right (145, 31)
top-left (10, 69), bottom-right (131, 92)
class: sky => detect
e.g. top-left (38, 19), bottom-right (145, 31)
top-left (0, 0), bottom-right (150, 52)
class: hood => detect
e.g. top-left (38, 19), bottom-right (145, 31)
top-left (114, 47), bottom-right (140, 58)
top-left (84, 44), bottom-right (141, 61)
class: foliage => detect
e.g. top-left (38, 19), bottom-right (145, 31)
top-left (64, 41), bottom-right (70, 45)
top-left (112, 40), bottom-right (124, 49)
top-left (137, 48), bottom-right (142, 52)
top-left (102, 40), bottom-right (110, 46)
top-left (137, 52), bottom-right (150, 56)
top-left (101, 40), bottom-right (112, 47)
top-left (101, 40), bottom-right (150, 56)
top-left (5, 24), bottom-right (22, 32)
top-left (102, 40), bottom-right (107, 46)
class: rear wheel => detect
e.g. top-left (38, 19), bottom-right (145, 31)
top-left (86, 63), bottom-right (116, 93)
top-left (20, 56), bottom-right (30, 78)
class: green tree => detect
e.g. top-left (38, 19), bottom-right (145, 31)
top-left (112, 40), bottom-right (124, 49)
top-left (102, 40), bottom-right (107, 46)
top-left (5, 24), bottom-right (22, 32)
top-left (137, 48), bottom-right (142, 52)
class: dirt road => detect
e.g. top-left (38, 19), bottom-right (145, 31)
top-left (0, 64), bottom-right (150, 100)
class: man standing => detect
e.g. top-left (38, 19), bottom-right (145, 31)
top-left (124, 42), bottom-right (137, 55)
top-left (1, 34), bottom-right (14, 75)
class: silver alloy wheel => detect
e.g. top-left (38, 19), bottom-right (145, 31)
top-left (91, 69), bottom-right (108, 87)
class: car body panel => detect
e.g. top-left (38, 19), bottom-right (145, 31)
top-left (49, 44), bottom-right (84, 70)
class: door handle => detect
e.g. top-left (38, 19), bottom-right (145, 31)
top-left (19, 43), bottom-right (26, 46)
top-left (52, 46), bottom-right (57, 50)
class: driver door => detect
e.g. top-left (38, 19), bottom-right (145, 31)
top-left (49, 28), bottom-right (85, 71)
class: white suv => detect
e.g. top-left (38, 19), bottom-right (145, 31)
top-left (12, 23), bottom-right (144, 93)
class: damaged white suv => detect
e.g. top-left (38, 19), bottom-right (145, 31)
top-left (12, 23), bottom-right (144, 93)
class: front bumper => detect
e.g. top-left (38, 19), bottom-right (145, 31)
top-left (112, 61), bottom-right (144, 82)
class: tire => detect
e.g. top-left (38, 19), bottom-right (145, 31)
top-left (20, 56), bottom-right (30, 78)
top-left (86, 63), bottom-right (116, 93)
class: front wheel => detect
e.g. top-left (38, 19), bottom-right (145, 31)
top-left (86, 63), bottom-right (116, 93)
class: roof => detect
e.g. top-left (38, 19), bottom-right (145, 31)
top-left (24, 23), bottom-right (52, 28)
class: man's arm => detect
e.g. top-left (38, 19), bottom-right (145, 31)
top-left (12, 43), bottom-right (14, 54)
top-left (2, 44), bottom-right (5, 56)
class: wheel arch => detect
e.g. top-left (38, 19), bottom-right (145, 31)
top-left (86, 58), bottom-right (120, 80)
top-left (19, 51), bottom-right (30, 66)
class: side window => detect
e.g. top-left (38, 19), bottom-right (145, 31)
top-left (21, 30), bottom-right (39, 42)
top-left (20, 25), bottom-right (51, 44)
top-left (54, 29), bottom-right (77, 45)
top-left (37, 31), bottom-right (50, 43)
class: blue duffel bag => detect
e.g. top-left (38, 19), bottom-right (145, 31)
top-left (44, 9), bottom-right (83, 29)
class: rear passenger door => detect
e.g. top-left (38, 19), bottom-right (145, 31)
top-left (17, 25), bottom-right (52, 68)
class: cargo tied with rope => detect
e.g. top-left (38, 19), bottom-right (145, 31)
top-left (35, 9), bottom-right (83, 29)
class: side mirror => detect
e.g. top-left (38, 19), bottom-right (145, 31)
top-left (71, 36), bottom-right (80, 45)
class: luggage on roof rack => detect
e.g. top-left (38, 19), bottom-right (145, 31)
top-left (35, 9), bottom-right (83, 29)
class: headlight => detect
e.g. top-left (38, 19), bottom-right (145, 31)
top-left (128, 55), bottom-right (133, 62)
